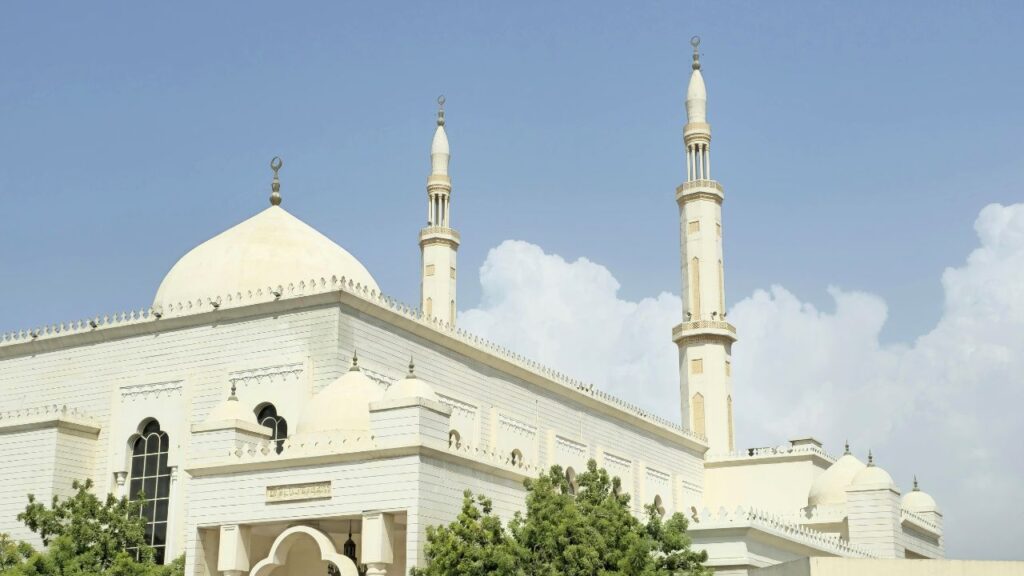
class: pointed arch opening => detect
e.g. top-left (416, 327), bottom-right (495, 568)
top-left (689, 257), bottom-right (701, 320)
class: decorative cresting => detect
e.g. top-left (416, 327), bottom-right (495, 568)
top-left (0, 404), bottom-right (100, 433)
top-left (0, 271), bottom-right (704, 445)
top-left (228, 362), bottom-right (304, 389)
top-left (269, 156), bottom-right (283, 206)
top-left (250, 525), bottom-right (359, 576)
top-left (674, 37), bottom-right (737, 455)
top-left (706, 442), bottom-right (838, 463)
top-left (692, 506), bottom-right (878, 559)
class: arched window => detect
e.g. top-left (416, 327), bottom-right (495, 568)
top-left (256, 404), bottom-right (288, 455)
top-left (425, 297), bottom-right (433, 317)
top-left (565, 467), bottom-right (578, 496)
top-left (653, 495), bottom-right (666, 518)
top-left (129, 420), bottom-right (171, 563)
top-left (450, 300), bottom-right (456, 324)
top-left (510, 449), bottom-right (523, 467)
top-left (692, 393), bottom-right (706, 437)
top-left (448, 429), bottom-right (461, 449)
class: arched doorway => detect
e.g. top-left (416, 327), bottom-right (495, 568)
top-left (250, 526), bottom-right (359, 576)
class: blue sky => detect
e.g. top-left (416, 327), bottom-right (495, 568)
top-left (3, 1), bottom-right (1024, 560)
top-left (1, 2), bottom-right (1020, 338)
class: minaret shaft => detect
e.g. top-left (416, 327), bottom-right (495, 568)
top-left (420, 97), bottom-right (459, 326)
top-left (674, 39), bottom-right (737, 455)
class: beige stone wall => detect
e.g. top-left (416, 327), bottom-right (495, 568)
top-left (754, 558), bottom-right (1024, 576)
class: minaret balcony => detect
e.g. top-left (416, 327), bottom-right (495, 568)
top-left (419, 226), bottom-right (461, 246)
top-left (672, 320), bottom-right (737, 344)
top-left (675, 179), bottom-right (724, 204)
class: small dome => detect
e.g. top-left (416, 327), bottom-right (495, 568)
top-left (384, 360), bottom-right (439, 402)
top-left (205, 387), bottom-right (253, 424)
top-left (297, 354), bottom-right (383, 434)
top-left (685, 69), bottom-right (707, 123)
top-left (851, 453), bottom-right (895, 490)
top-left (902, 478), bottom-right (939, 513)
top-left (154, 206), bottom-right (379, 308)
top-left (808, 452), bottom-right (865, 506)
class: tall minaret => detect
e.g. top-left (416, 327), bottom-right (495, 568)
top-left (420, 95), bottom-right (460, 325)
top-left (673, 37), bottom-right (738, 454)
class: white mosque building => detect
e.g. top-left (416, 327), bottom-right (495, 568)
top-left (0, 39), bottom-right (950, 575)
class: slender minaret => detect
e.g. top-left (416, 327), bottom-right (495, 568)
top-left (673, 37), bottom-right (737, 454)
top-left (420, 95), bottom-right (460, 325)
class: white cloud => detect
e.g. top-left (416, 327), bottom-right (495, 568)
top-left (460, 203), bottom-right (1024, 560)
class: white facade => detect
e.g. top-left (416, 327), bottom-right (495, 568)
top-left (0, 43), bottom-right (958, 575)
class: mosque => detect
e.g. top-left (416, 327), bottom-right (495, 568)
top-left (0, 39), bottom-right (952, 575)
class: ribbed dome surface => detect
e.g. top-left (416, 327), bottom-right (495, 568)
top-left (154, 206), bottom-right (378, 308)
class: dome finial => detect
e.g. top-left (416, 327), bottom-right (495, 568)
top-left (437, 95), bottom-right (446, 127)
top-left (913, 475), bottom-right (920, 491)
top-left (867, 449), bottom-right (875, 466)
top-left (349, 349), bottom-right (360, 371)
top-left (269, 156), bottom-right (283, 206)
top-left (228, 381), bottom-right (238, 401)
top-left (690, 35), bottom-right (701, 71)
top-left (407, 356), bottom-right (416, 378)
top-left (844, 440), bottom-right (850, 455)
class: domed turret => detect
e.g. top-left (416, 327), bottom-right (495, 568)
top-left (204, 384), bottom-right (253, 424)
top-left (297, 352), bottom-right (383, 434)
top-left (851, 450), bottom-right (896, 490)
top-left (384, 358), bottom-right (439, 402)
top-left (154, 160), bottom-right (379, 309)
top-left (808, 442), bottom-right (865, 506)
top-left (902, 477), bottom-right (939, 513)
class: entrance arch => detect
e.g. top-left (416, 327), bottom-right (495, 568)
top-left (250, 525), bottom-right (359, 576)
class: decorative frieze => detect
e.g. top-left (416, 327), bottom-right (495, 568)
top-left (437, 394), bottom-right (477, 420)
top-left (266, 481), bottom-right (331, 503)
top-left (555, 436), bottom-right (586, 459)
top-left (499, 414), bottom-right (537, 438)
top-left (228, 363), bottom-right (303, 388)
top-left (120, 380), bottom-right (183, 401)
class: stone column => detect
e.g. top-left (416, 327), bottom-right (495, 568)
top-left (217, 524), bottom-right (252, 576)
top-left (166, 466), bottom-right (180, 559)
top-left (361, 512), bottom-right (395, 575)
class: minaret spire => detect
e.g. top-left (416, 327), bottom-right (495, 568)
top-left (269, 156), bottom-right (283, 206)
top-left (420, 95), bottom-right (460, 326)
top-left (673, 38), bottom-right (737, 455)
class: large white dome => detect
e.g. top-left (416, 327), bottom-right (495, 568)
top-left (154, 206), bottom-right (379, 308)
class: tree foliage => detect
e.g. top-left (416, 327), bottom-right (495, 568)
top-left (1, 479), bottom-right (184, 576)
top-left (412, 460), bottom-right (710, 576)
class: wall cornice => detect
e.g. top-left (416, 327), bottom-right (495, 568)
top-left (0, 274), bottom-right (707, 452)
top-left (0, 404), bottom-right (101, 436)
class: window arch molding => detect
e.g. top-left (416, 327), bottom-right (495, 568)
top-left (127, 418), bottom-right (171, 564)
top-left (255, 403), bottom-right (288, 454)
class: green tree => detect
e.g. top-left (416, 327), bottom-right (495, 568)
top-left (1, 479), bottom-right (184, 576)
top-left (412, 460), bottom-right (709, 576)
